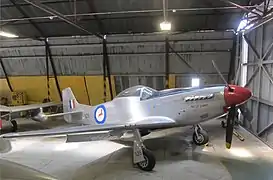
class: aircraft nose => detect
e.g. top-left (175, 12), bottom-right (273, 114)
top-left (224, 85), bottom-right (252, 107)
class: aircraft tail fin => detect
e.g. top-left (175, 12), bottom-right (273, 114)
top-left (62, 87), bottom-right (79, 111)
top-left (62, 87), bottom-right (83, 123)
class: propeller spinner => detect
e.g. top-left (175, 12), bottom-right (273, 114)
top-left (212, 60), bottom-right (252, 149)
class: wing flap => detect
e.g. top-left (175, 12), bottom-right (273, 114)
top-left (1, 116), bottom-right (176, 139)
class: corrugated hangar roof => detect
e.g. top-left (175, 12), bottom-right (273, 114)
top-left (0, 0), bottom-right (265, 38)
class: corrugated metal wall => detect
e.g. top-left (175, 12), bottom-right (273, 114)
top-left (0, 31), bottom-right (233, 103)
top-left (241, 19), bottom-right (273, 146)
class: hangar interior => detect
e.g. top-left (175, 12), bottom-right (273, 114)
top-left (0, 0), bottom-right (273, 179)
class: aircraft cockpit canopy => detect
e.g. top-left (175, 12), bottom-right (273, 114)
top-left (115, 85), bottom-right (157, 100)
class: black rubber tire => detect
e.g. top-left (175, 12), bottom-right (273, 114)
top-left (11, 120), bottom-right (18, 132)
top-left (136, 149), bottom-right (156, 171)
top-left (193, 129), bottom-right (209, 145)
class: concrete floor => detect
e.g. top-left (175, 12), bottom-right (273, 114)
top-left (1, 118), bottom-right (273, 180)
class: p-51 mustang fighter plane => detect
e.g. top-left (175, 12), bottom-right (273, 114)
top-left (0, 82), bottom-right (251, 171)
top-left (0, 102), bottom-right (60, 132)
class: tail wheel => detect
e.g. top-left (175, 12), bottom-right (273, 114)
top-left (136, 148), bottom-right (156, 171)
top-left (193, 129), bottom-right (209, 145)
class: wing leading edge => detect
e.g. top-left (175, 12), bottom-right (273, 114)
top-left (1, 116), bottom-right (176, 139)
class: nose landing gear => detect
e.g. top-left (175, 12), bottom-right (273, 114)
top-left (192, 124), bottom-right (209, 145)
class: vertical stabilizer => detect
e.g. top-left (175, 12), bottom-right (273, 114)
top-left (62, 87), bottom-right (80, 123)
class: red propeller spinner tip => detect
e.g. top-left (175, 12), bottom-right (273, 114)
top-left (224, 85), bottom-right (252, 107)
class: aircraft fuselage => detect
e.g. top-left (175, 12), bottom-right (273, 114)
top-left (71, 85), bottom-right (227, 127)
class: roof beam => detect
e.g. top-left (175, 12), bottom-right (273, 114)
top-left (9, 0), bottom-right (46, 37)
top-left (219, 0), bottom-right (263, 17)
top-left (0, 6), bottom-right (257, 23)
top-left (85, 0), bottom-right (105, 34)
top-left (243, 11), bottom-right (273, 33)
top-left (22, 0), bottom-right (103, 39)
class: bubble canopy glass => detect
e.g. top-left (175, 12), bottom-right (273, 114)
top-left (115, 85), bottom-right (157, 100)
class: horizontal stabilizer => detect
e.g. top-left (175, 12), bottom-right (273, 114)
top-left (46, 111), bottom-right (83, 118)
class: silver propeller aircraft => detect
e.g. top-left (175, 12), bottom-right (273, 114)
top-left (0, 81), bottom-right (251, 171)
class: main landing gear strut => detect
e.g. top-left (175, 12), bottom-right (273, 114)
top-left (192, 124), bottom-right (209, 145)
top-left (132, 129), bottom-right (156, 171)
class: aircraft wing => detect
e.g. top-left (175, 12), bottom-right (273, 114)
top-left (0, 105), bottom-right (11, 112)
top-left (1, 116), bottom-right (176, 139)
top-left (0, 102), bottom-right (61, 113)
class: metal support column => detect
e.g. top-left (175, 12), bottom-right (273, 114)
top-left (45, 41), bottom-right (50, 101)
top-left (45, 40), bottom-right (62, 101)
top-left (165, 36), bottom-right (169, 89)
top-left (234, 33), bottom-right (241, 84)
top-left (102, 43), bottom-right (107, 102)
top-left (0, 58), bottom-right (13, 92)
top-left (102, 38), bottom-right (113, 101)
top-left (228, 33), bottom-right (238, 83)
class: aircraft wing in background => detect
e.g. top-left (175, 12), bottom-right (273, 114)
top-left (1, 116), bottom-right (176, 139)
top-left (0, 102), bottom-right (61, 113)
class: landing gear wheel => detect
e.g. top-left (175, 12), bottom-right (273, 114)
top-left (136, 149), bottom-right (156, 171)
top-left (193, 129), bottom-right (209, 145)
top-left (11, 120), bottom-right (18, 132)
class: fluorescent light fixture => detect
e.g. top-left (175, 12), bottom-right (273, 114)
top-left (0, 31), bottom-right (18, 38)
top-left (192, 78), bottom-right (200, 87)
top-left (160, 21), bottom-right (171, 31)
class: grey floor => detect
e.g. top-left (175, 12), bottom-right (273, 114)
top-left (1, 118), bottom-right (273, 180)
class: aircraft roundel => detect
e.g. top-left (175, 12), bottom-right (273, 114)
top-left (94, 105), bottom-right (107, 124)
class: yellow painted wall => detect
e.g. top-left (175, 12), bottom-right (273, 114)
top-left (1, 75), bottom-right (175, 105)
top-left (9, 76), bottom-right (48, 103)
top-left (0, 79), bottom-right (11, 102)
top-left (0, 79), bottom-right (10, 93)
top-left (0, 75), bottom-right (117, 105)
top-left (85, 75), bottom-right (116, 105)
top-left (58, 76), bottom-right (89, 104)
top-left (168, 74), bottom-right (176, 88)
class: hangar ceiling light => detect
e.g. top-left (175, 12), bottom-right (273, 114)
top-left (160, 0), bottom-right (171, 31)
top-left (0, 31), bottom-right (18, 38)
top-left (160, 21), bottom-right (172, 31)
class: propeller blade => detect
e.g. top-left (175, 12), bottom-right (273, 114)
top-left (226, 105), bottom-right (236, 149)
top-left (212, 60), bottom-right (228, 85)
top-left (234, 64), bottom-right (241, 85)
